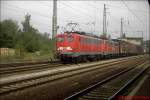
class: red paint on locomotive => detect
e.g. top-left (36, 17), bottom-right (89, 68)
top-left (56, 32), bottom-right (142, 62)
top-left (56, 32), bottom-right (120, 61)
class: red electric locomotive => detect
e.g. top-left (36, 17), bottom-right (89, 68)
top-left (56, 32), bottom-right (119, 62)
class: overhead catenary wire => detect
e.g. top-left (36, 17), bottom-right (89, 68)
top-left (121, 0), bottom-right (146, 28)
top-left (36, 2), bottom-right (100, 33)
top-left (2, 6), bottom-right (51, 27)
top-left (58, 2), bottom-right (101, 33)
top-left (2, 4), bottom-right (52, 19)
top-left (59, 2), bottom-right (95, 20)
top-left (39, 1), bottom-right (95, 22)
top-left (2, 5), bottom-right (52, 33)
top-left (107, 3), bottom-right (148, 14)
top-left (1, 1), bottom-right (148, 39)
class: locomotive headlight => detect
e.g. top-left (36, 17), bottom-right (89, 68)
top-left (57, 47), bottom-right (63, 50)
top-left (66, 47), bottom-right (72, 50)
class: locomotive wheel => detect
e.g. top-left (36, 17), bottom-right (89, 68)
top-left (96, 56), bottom-right (99, 61)
top-left (74, 57), bottom-right (79, 64)
top-left (62, 59), bottom-right (67, 64)
top-left (71, 57), bottom-right (73, 63)
top-left (81, 56), bottom-right (86, 62)
top-left (61, 57), bottom-right (68, 64)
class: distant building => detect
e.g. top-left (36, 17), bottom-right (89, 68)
top-left (119, 37), bottom-right (143, 46)
top-left (119, 36), bottom-right (145, 53)
top-left (144, 40), bottom-right (150, 53)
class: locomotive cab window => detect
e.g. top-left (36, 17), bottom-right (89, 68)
top-left (67, 35), bottom-right (73, 42)
top-left (57, 37), bottom-right (64, 42)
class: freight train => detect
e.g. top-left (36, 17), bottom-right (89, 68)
top-left (56, 32), bottom-right (143, 63)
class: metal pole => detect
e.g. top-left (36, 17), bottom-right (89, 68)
top-left (103, 4), bottom-right (107, 36)
top-left (141, 31), bottom-right (144, 53)
top-left (120, 18), bottom-right (123, 38)
top-left (52, 0), bottom-right (57, 58)
top-left (137, 31), bottom-right (144, 53)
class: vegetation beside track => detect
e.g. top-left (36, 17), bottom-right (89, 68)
top-left (0, 14), bottom-right (54, 63)
top-left (0, 51), bottom-right (53, 64)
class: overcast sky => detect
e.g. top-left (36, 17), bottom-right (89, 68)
top-left (1, 0), bottom-right (149, 40)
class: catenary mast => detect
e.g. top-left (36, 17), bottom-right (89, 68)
top-left (52, 0), bottom-right (57, 58)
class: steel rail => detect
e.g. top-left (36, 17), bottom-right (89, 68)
top-left (0, 56), bottom-right (145, 95)
top-left (108, 62), bottom-right (150, 100)
top-left (0, 55), bottom-right (143, 86)
top-left (0, 59), bottom-right (59, 67)
top-left (0, 63), bottom-right (63, 76)
top-left (64, 60), bottom-right (149, 100)
top-left (0, 55), bottom-right (144, 76)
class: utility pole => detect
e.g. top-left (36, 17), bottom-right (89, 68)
top-left (103, 4), bottom-right (107, 36)
top-left (120, 18), bottom-right (123, 38)
top-left (137, 31), bottom-right (144, 53)
top-left (52, 0), bottom-right (57, 58)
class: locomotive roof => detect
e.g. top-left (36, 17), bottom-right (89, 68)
top-left (57, 32), bottom-right (120, 42)
top-left (57, 31), bottom-right (101, 39)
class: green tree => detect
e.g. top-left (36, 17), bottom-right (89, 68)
top-left (20, 14), bottom-right (40, 52)
top-left (21, 14), bottom-right (38, 33)
top-left (0, 19), bottom-right (19, 48)
top-left (0, 14), bottom-right (53, 55)
top-left (21, 14), bottom-right (31, 33)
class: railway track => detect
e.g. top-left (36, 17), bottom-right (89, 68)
top-left (0, 55), bottom-right (148, 100)
top-left (0, 62), bottom-right (64, 76)
top-left (64, 60), bottom-right (149, 100)
top-left (0, 55), bottom-right (144, 76)
top-left (0, 58), bottom-right (119, 76)
top-left (0, 60), bottom-right (56, 67)
top-left (0, 56), bottom-right (148, 100)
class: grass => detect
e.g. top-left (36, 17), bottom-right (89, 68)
top-left (0, 50), bottom-right (54, 64)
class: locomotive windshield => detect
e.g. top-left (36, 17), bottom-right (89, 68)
top-left (57, 37), bottom-right (64, 42)
top-left (67, 35), bottom-right (73, 42)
